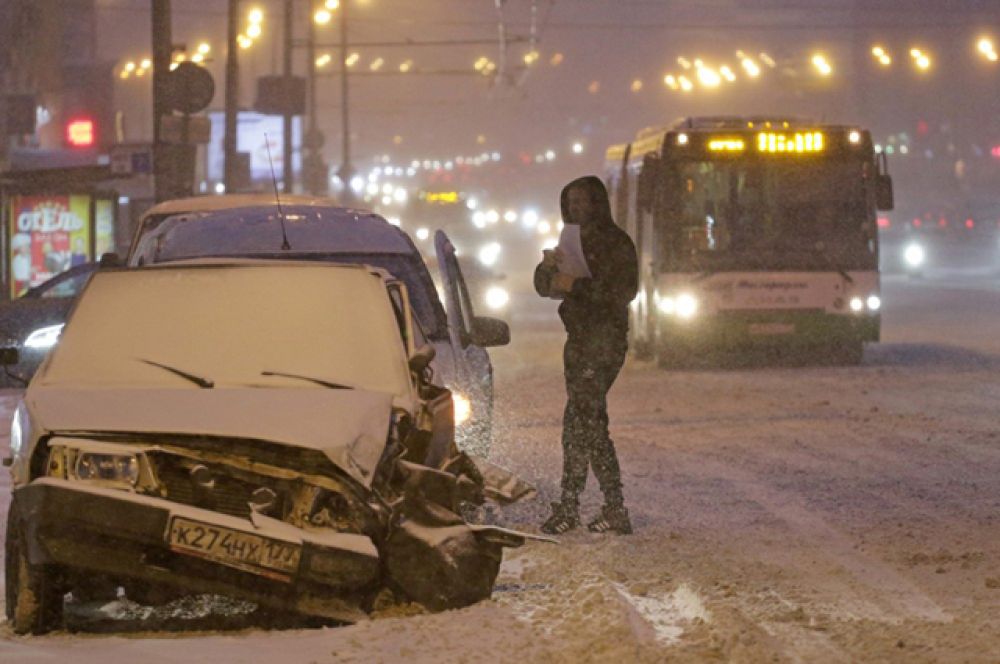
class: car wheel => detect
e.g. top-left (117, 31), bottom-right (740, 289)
top-left (5, 506), bottom-right (64, 635)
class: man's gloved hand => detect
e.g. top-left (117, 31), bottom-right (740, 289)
top-left (551, 272), bottom-right (576, 294)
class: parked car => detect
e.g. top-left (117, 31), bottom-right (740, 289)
top-left (0, 262), bottom-right (97, 387)
top-left (3, 260), bottom-right (536, 634)
top-left (124, 196), bottom-right (507, 457)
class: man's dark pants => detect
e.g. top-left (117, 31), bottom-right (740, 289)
top-left (560, 332), bottom-right (627, 508)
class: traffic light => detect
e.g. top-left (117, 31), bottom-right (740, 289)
top-left (65, 117), bottom-right (97, 148)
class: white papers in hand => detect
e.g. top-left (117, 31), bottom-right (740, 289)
top-left (556, 224), bottom-right (592, 279)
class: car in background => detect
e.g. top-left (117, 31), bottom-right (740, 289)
top-left (0, 262), bottom-right (97, 387)
top-left (3, 259), bottom-right (535, 634)
top-left (125, 196), bottom-right (508, 457)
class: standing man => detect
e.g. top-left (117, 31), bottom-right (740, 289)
top-left (535, 176), bottom-right (638, 535)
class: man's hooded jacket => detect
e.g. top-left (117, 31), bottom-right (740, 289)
top-left (534, 176), bottom-right (639, 340)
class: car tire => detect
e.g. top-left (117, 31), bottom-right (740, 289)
top-left (5, 505), bottom-right (64, 635)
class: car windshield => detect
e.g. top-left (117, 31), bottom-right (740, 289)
top-left (666, 157), bottom-right (876, 271)
top-left (40, 264), bottom-right (413, 403)
top-left (128, 208), bottom-right (448, 339)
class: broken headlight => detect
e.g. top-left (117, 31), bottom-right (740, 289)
top-left (75, 453), bottom-right (139, 485)
top-left (46, 440), bottom-right (156, 491)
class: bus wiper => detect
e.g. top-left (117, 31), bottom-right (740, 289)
top-left (137, 358), bottom-right (215, 388)
top-left (261, 371), bottom-right (354, 390)
top-left (809, 247), bottom-right (854, 284)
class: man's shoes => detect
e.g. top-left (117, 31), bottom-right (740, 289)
top-left (587, 504), bottom-right (633, 535)
top-left (541, 501), bottom-right (580, 535)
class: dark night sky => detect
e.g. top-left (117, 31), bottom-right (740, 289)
top-left (95, 0), bottom-right (1000, 200)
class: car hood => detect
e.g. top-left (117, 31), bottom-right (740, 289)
top-left (25, 386), bottom-right (394, 487)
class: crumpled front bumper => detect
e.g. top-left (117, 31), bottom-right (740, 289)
top-left (15, 478), bottom-right (381, 622)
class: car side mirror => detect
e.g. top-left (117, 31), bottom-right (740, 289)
top-left (876, 174), bottom-right (894, 211)
top-left (408, 343), bottom-right (436, 376)
top-left (471, 316), bottom-right (510, 348)
top-left (0, 347), bottom-right (19, 366)
top-left (99, 252), bottom-right (122, 268)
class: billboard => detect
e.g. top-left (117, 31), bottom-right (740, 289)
top-left (8, 195), bottom-right (92, 297)
top-left (207, 112), bottom-right (302, 185)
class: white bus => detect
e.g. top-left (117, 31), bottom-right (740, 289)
top-left (605, 117), bottom-right (894, 366)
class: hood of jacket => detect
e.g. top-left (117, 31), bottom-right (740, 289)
top-left (560, 175), bottom-right (615, 229)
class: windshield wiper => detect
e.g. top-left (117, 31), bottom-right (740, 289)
top-left (137, 358), bottom-right (214, 388)
top-left (260, 371), bottom-right (354, 390)
top-left (809, 247), bottom-right (854, 284)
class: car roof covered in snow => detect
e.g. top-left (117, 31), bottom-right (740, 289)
top-left (141, 193), bottom-right (344, 217)
top-left (129, 205), bottom-right (417, 265)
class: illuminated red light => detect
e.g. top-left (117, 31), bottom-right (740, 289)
top-left (66, 118), bottom-right (95, 147)
top-left (938, 217), bottom-right (948, 227)
top-left (912, 218), bottom-right (922, 228)
top-left (877, 217), bottom-right (891, 228)
top-left (992, 145), bottom-right (1000, 159)
top-left (965, 218), bottom-right (975, 229)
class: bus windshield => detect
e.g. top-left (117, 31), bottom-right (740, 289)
top-left (666, 157), bottom-right (876, 272)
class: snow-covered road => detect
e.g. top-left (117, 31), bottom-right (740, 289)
top-left (2, 275), bottom-right (999, 662)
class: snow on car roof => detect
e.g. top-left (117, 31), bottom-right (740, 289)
top-left (131, 205), bottom-right (415, 262)
top-left (142, 193), bottom-right (346, 216)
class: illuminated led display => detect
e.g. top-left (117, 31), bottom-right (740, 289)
top-left (707, 138), bottom-right (746, 152)
top-left (66, 118), bottom-right (96, 148)
top-left (425, 191), bottom-right (459, 204)
top-left (756, 131), bottom-right (824, 154)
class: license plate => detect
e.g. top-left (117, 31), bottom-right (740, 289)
top-left (748, 322), bottom-right (796, 335)
top-left (167, 517), bottom-right (301, 581)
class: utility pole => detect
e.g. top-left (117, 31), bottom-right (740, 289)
top-left (337, 0), bottom-right (354, 201)
top-left (282, 0), bottom-right (294, 193)
top-left (151, 0), bottom-right (172, 202)
top-left (223, 0), bottom-right (240, 192)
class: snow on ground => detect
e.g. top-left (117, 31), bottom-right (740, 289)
top-left (2, 276), bottom-right (999, 662)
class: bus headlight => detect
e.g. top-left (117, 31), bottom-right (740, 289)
top-left (657, 296), bottom-right (676, 315)
top-left (866, 295), bottom-right (881, 311)
top-left (24, 323), bottom-right (64, 349)
top-left (849, 297), bottom-right (864, 312)
top-left (903, 243), bottom-right (925, 268)
top-left (452, 393), bottom-right (472, 426)
top-left (675, 293), bottom-right (699, 319)
top-left (484, 286), bottom-right (509, 311)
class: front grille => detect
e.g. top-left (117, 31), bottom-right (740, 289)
top-left (154, 458), bottom-right (261, 519)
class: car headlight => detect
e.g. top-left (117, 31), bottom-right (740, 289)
top-left (24, 323), bottom-right (64, 349)
top-left (903, 243), bottom-right (925, 267)
top-left (866, 295), bottom-right (881, 311)
top-left (675, 293), bottom-right (699, 319)
top-left (46, 442), bottom-right (149, 491)
top-left (484, 286), bottom-right (509, 311)
top-left (849, 296), bottom-right (864, 312)
top-left (452, 392), bottom-right (472, 426)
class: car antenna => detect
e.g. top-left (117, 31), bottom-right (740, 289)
top-left (264, 132), bottom-right (291, 251)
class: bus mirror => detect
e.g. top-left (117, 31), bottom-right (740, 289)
top-left (875, 174), bottom-right (894, 211)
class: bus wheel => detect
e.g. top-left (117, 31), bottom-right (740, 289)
top-left (833, 339), bottom-right (864, 365)
top-left (655, 345), bottom-right (685, 370)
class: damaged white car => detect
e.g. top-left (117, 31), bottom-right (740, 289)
top-left (2, 260), bottom-right (536, 635)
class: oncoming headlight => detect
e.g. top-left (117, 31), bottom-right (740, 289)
top-left (866, 295), bottom-right (881, 311)
top-left (484, 286), bottom-right (510, 311)
top-left (452, 393), bottom-right (472, 426)
top-left (903, 243), bottom-right (925, 268)
top-left (24, 323), bottom-right (64, 349)
top-left (849, 297), bottom-right (864, 312)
